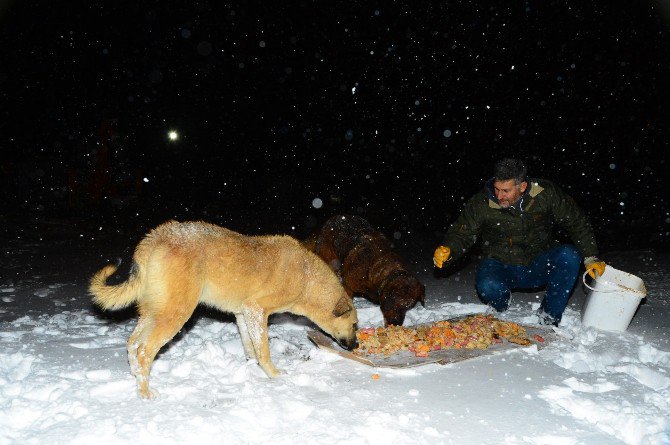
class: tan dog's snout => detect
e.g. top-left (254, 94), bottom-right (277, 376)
top-left (337, 334), bottom-right (358, 351)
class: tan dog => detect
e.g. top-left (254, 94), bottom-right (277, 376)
top-left (90, 220), bottom-right (358, 399)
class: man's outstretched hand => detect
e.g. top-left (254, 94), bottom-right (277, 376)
top-left (433, 246), bottom-right (451, 268)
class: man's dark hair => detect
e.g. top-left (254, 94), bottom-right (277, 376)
top-left (494, 158), bottom-right (527, 184)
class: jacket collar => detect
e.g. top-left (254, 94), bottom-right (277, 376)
top-left (486, 178), bottom-right (544, 211)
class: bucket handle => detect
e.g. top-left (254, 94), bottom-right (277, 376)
top-left (582, 271), bottom-right (620, 294)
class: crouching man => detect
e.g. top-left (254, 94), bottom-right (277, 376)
top-left (433, 158), bottom-right (605, 326)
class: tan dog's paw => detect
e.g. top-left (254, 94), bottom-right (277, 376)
top-left (138, 386), bottom-right (159, 400)
top-left (136, 376), bottom-right (159, 399)
top-left (262, 363), bottom-right (283, 378)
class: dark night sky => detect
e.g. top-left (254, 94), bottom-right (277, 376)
top-left (1, 0), bottom-right (669, 249)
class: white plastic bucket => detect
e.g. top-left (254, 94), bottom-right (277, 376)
top-left (581, 265), bottom-right (647, 332)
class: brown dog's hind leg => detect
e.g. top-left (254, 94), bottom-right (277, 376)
top-left (241, 301), bottom-right (280, 377)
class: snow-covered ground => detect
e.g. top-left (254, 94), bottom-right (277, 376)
top-left (1, 227), bottom-right (669, 445)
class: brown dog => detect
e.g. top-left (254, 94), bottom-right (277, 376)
top-left (90, 220), bottom-right (358, 399)
top-left (305, 215), bottom-right (425, 326)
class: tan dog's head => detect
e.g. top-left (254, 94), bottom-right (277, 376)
top-left (302, 250), bottom-right (359, 350)
top-left (306, 290), bottom-right (358, 351)
top-left (380, 276), bottom-right (425, 326)
top-left (327, 294), bottom-right (359, 350)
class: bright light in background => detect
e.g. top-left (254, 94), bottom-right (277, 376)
top-left (167, 130), bottom-right (179, 141)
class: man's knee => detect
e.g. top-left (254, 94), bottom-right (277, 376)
top-left (554, 245), bottom-right (581, 268)
top-left (476, 276), bottom-right (510, 311)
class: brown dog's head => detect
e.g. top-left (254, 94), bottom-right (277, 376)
top-left (380, 276), bottom-right (425, 326)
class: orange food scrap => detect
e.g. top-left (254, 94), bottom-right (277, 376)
top-left (371, 373), bottom-right (380, 380)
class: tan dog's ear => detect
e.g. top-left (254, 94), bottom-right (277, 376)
top-left (332, 295), bottom-right (352, 317)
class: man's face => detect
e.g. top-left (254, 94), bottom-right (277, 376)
top-left (493, 179), bottom-right (527, 208)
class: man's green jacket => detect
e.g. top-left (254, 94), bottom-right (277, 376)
top-left (442, 178), bottom-right (598, 266)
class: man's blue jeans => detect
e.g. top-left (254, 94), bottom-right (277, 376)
top-left (475, 245), bottom-right (582, 322)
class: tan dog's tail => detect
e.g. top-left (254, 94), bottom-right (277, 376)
top-left (89, 261), bottom-right (142, 310)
